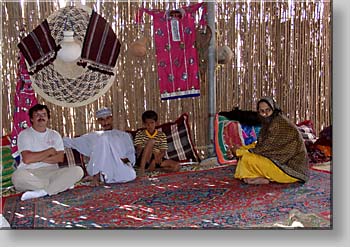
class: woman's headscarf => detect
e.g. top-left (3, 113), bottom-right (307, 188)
top-left (257, 96), bottom-right (281, 114)
top-left (257, 97), bottom-right (282, 124)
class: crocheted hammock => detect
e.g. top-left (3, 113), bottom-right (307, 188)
top-left (28, 6), bottom-right (118, 107)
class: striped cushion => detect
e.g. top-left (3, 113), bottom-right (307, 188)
top-left (128, 113), bottom-right (200, 162)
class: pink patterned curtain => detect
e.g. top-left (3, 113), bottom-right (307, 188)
top-left (10, 53), bottom-right (38, 159)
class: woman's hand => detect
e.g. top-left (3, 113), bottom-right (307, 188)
top-left (226, 145), bottom-right (239, 159)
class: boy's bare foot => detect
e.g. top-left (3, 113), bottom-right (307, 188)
top-left (243, 177), bottom-right (270, 184)
top-left (147, 160), bottom-right (156, 172)
top-left (138, 169), bottom-right (146, 177)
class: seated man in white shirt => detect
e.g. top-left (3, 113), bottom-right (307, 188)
top-left (63, 107), bottom-right (136, 186)
top-left (11, 104), bottom-right (84, 201)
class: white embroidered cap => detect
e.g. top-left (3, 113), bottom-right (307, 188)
top-left (96, 107), bottom-right (112, 119)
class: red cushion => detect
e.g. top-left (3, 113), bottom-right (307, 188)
top-left (1, 135), bottom-right (11, 146)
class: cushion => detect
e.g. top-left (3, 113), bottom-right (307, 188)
top-left (296, 120), bottom-right (317, 145)
top-left (59, 148), bottom-right (87, 176)
top-left (128, 113), bottom-right (200, 163)
top-left (1, 135), bottom-right (11, 146)
top-left (218, 108), bottom-right (261, 126)
top-left (214, 114), bottom-right (261, 165)
top-left (314, 125), bottom-right (331, 147)
top-left (307, 125), bottom-right (332, 163)
top-left (1, 136), bottom-right (16, 188)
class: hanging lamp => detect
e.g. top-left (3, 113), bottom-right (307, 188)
top-left (57, 30), bottom-right (81, 62)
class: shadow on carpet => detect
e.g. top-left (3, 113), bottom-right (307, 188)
top-left (2, 165), bottom-right (331, 229)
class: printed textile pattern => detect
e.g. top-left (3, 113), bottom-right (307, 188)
top-left (3, 165), bottom-right (331, 229)
top-left (10, 53), bottom-right (38, 158)
top-left (214, 114), bottom-right (260, 165)
top-left (138, 3), bottom-right (207, 100)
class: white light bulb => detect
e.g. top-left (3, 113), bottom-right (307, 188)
top-left (57, 31), bottom-right (81, 62)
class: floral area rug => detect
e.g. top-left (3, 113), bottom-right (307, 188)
top-left (2, 163), bottom-right (331, 229)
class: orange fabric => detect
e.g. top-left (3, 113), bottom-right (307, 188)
top-left (315, 145), bottom-right (331, 157)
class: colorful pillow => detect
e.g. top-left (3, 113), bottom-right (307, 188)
top-left (214, 114), bottom-right (260, 165)
top-left (296, 120), bottom-right (317, 144)
top-left (128, 113), bottom-right (200, 162)
top-left (1, 136), bottom-right (16, 188)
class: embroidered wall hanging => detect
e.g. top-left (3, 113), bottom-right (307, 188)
top-left (10, 53), bottom-right (38, 159)
top-left (137, 3), bottom-right (207, 100)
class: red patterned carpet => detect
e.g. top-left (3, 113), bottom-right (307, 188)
top-left (2, 165), bottom-right (331, 229)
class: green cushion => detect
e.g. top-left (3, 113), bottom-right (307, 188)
top-left (1, 145), bottom-right (15, 188)
top-left (2, 166), bottom-right (15, 176)
top-left (1, 179), bottom-right (13, 188)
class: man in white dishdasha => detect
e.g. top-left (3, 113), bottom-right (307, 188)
top-left (63, 107), bottom-right (136, 186)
